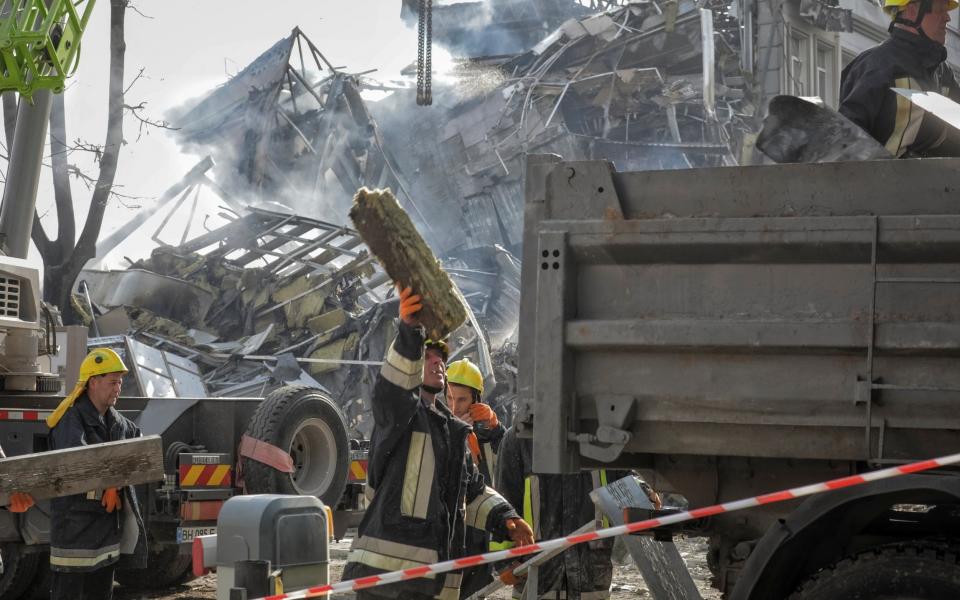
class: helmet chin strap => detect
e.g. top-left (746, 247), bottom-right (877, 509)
top-left (892, 0), bottom-right (934, 40)
top-left (422, 383), bottom-right (444, 395)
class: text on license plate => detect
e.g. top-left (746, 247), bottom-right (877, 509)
top-left (177, 526), bottom-right (216, 544)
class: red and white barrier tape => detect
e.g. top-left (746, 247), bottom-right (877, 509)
top-left (258, 451), bottom-right (960, 600)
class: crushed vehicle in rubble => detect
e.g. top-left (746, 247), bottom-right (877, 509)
top-left (517, 153), bottom-right (960, 598)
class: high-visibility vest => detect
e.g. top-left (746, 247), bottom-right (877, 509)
top-left (489, 470), bottom-right (608, 551)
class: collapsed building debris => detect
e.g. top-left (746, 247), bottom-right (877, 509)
top-left (89, 2), bottom-right (768, 435)
top-left (374, 0), bottom-right (753, 257)
top-left (169, 28), bottom-right (426, 228)
top-left (81, 195), bottom-right (513, 436)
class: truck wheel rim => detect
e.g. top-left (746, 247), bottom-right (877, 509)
top-left (289, 417), bottom-right (337, 496)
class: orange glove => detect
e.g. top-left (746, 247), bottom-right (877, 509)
top-left (466, 431), bottom-right (481, 464)
top-left (397, 284), bottom-right (422, 327)
top-left (468, 403), bottom-right (498, 428)
top-left (8, 492), bottom-right (33, 513)
top-left (505, 517), bottom-right (535, 547)
top-left (101, 488), bottom-right (122, 513)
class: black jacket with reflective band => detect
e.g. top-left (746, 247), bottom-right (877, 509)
top-left (460, 420), bottom-right (507, 598)
top-left (48, 394), bottom-right (148, 572)
top-left (496, 426), bottom-right (631, 599)
top-left (840, 27), bottom-right (960, 158)
top-left (343, 322), bottom-right (518, 600)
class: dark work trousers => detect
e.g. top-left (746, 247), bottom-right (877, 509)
top-left (50, 565), bottom-right (116, 600)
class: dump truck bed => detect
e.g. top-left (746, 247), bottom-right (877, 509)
top-left (518, 155), bottom-right (960, 474)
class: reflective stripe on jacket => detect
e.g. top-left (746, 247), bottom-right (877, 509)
top-left (48, 394), bottom-right (147, 573)
top-left (840, 28), bottom-right (960, 158)
top-left (343, 322), bottom-right (518, 600)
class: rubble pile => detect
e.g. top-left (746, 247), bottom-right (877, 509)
top-left (82, 203), bottom-right (520, 435)
top-left (372, 0), bottom-right (753, 258)
top-left (85, 0), bottom-right (753, 433)
top-left (81, 207), bottom-right (393, 434)
top-left (169, 28), bottom-right (423, 226)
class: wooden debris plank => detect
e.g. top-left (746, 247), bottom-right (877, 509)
top-left (350, 187), bottom-right (468, 340)
top-left (0, 435), bottom-right (165, 505)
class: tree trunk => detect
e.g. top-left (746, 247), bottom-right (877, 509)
top-left (33, 0), bottom-right (127, 324)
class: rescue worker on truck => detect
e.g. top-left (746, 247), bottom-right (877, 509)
top-left (45, 348), bottom-right (147, 600)
top-left (342, 285), bottom-right (534, 600)
top-left (445, 357), bottom-right (507, 598)
top-left (839, 0), bottom-right (960, 157)
top-left (496, 426), bottom-right (638, 600)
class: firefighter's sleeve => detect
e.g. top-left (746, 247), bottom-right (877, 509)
top-left (371, 321), bottom-right (424, 430)
top-left (486, 421), bottom-right (506, 454)
top-left (465, 443), bottom-right (517, 541)
top-left (839, 61), bottom-right (889, 142)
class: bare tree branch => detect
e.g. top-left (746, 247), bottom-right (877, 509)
top-left (127, 2), bottom-right (153, 19)
top-left (123, 100), bottom-right (178, 141)
top-left (123, 66), bottom-right (146, 95)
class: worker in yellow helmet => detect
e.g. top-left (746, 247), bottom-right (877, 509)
top-left (47, 348), bottom-right (147, 600)
top-left (839, 0), bottom-right (960, 157)
top-left (445, 358), bottom-right (506, 599)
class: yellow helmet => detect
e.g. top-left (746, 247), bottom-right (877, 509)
top-left (446, 358), bottom-right (483, 394)
top-left (884, 0), bottom-right (958, 17)
top-left (47, 348), bottom-right (128, 428)
top-left (78, 348), bottom-right (129, 382)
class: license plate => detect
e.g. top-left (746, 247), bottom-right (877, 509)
top-left (177, 526), bottom-right (216, 544)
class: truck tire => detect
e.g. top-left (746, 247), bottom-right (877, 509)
top-left (115, 544), bottom-right (192, 590)
top-left (243, 385), bottom-right (350, 507)
top-left (790, 542), bottom-right (960, 599)
top-left (0, 544), bottom-right (38, 600)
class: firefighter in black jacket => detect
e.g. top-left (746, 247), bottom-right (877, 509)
top-left (496, 426), bottom-right (632, 600)
top-left (445, 357), bottom-right (507, 598)
top-left (45, 348), bottom-right (147, 600)
top-left (839, 0), bottom-right (960, 157)
top-left (343, 285), bottom-right (534, 600)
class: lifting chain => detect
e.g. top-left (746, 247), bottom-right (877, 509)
top-left (417, 0), bottom-right (433, 106)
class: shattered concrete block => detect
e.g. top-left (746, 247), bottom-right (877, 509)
top-left (350, 187), bottom-right (469, 340)
top-left (307, 308), bottom-right (349, 335)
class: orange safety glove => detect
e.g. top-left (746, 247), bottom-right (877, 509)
top-left (466, 431), bottom-right (481, 464)
top-left (504, 517), bottom-right (535, 547)
top-left (8, 492), bottom-right (34, 513)
top-left (397, 284), bottom-right (423, 327)
top-left (468, 403), bottom-right (498, 428)
top-left (101, 488), bottom-right (122, 513)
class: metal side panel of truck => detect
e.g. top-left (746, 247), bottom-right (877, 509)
top-left (517, 154), bottom-right (960, 599)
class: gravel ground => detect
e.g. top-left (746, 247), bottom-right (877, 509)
top-left (116, 536), bottom-right (721, 600)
